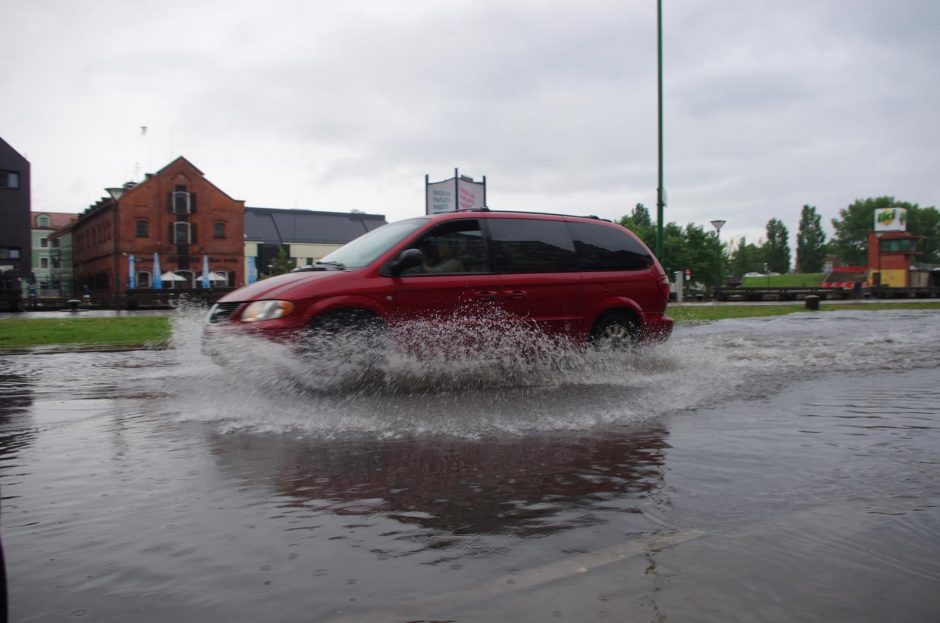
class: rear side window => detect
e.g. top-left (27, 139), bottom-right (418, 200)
top-left (489, 219), bottom-right (576, 273)
top-left (567, 221), bottom-right (652, 271)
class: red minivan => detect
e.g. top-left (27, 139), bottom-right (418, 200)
top-left (205, 210), bottom-right (673, 353)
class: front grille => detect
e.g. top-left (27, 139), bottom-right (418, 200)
top-left (208, 301), bottom-right (242, 324)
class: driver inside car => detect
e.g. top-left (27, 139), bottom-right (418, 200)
top-left (421, 238), bottom-right (465, 273)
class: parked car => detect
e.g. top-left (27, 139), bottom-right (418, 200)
top-left (204, 210), bottom-right (673, 355)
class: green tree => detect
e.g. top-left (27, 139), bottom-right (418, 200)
top-left (631, 203), bottom-right (652, 227)
top-left (269, 246), bottom-right (294, 276)
top-left (907, 205), bottom-right (940, 264)
top-left (619, 212), bottom-right (725, 286)
top-left (620, 204), bottom-right (655, 245)
top-left (796, 205), bottom-right (827, 272)
top-left (685, 223), bottom-right (725, 286)
top-left (763, 218), bottom-right (791, 273)
top-left (830, 197), bottom-right (894, 266)
top-left (729, 237), bottom-right (764, 277)
top-left (828, 197), bottom-right (940, 266)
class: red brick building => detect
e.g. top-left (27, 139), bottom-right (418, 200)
top-left (73, 157), bottom-right (245, 304)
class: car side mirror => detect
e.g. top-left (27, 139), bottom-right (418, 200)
top-left (388, 248), bottom-right (424, 276)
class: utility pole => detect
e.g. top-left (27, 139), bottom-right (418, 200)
top-left (656, 0), bottom-right (665, 260)
top-left (711, 219), bottom-right (726, 295)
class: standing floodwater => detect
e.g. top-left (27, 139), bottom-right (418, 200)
top-left (1, 310), bottom-right (939, 621)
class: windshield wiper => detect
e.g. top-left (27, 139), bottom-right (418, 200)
top-left (291, 260), bottom-right (347, 273)
top-left (292, 260), bottom-right (346, 273)
top-left (314, 260), bottom-right (346, 270)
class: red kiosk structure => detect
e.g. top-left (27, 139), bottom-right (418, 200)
top-left (866, 206), bottom-right (937, 296)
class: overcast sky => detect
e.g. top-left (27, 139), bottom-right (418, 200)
top-left (2, 0), bottom-right (938, 247)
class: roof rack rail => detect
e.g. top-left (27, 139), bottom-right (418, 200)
top-left (460, 208), bottom-right (611, 222)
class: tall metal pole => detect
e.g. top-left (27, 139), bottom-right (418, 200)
top-left (656, 0), bottom-right (664, 259)
top-left (711, 219), bottom-right (726, 294)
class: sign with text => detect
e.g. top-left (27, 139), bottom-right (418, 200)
top-left (426, 174), bottom-right (486, 214)
top-left (874, 207), bottom-right (907, 232)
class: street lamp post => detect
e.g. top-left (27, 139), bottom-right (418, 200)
top-left (656, 0), bottom-right (665, 260)
top-left (106, 186), bottom-right (125, 309)
top-left (710, 219), bottom-right (725, 298)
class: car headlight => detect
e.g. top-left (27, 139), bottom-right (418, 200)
top-left (240, 300), bottom-right (295, 322)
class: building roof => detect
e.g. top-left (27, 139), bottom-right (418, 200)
top-left (0, 136), bottom-right (29, 165)
top-left (32, 211), bottom-right (78, 230)
top-left (244, 207), bottom-right (387, 245)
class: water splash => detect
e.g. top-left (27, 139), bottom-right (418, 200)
top-left (167, 308), bottom-right (940, 437)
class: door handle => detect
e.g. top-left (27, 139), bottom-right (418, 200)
top-left (506, 289), bottom-right (527, 300)
top-left (474, 290), bottom-right (499, 301)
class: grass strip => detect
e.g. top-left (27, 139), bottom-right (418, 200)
top-left (1, 302), bottom-right (938, 349)
top-left (669, 301), bottom-right (940, 322)
top-left (0, 317), bottom-right (172, 349)
top-left (740, 273), bottom-right (827, 288)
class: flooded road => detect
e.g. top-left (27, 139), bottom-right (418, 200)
top-left (2, 309), bottom-right (939, 622)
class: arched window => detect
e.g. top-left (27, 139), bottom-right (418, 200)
top-left (136, 220), bottom-right (149, 238)
top-left (36, 214), bottom-right (50, 228)
top-left (213, 222), bottom-right (226, 239)
top-left (214, 269), bottom-right (233, 287)
top-left (175, 270), bottom-right (194, 288)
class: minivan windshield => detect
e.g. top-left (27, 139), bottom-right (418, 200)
top-left (318, 218), bottom-right (428, 268)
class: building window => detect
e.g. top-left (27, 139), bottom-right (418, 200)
top-left (176, 270), bottom-right (194, 288)
top-left (40, 237), bottom-right (48, 248)
top-left (881, 239), bottom-right (914, 253)
top-left (172, 187), bottom-right (191, 215)
top-left (213, 222), bottom-right (226, 239)
top-left (214, 270), bottom-right (232, 287)
top-left (37, 214), bottom-right (50, 227)
top-left (40, 257), bottom-right (49, 269)
top-left (0, 171), bottom-right (19, 189)
top-left (136, 220), bottom-right (149, 238)
top-left (137, 271), bottom-right (151, 288)
top-left (174, 222), bottom-right (191, 244)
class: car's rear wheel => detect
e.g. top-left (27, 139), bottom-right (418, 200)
top-left (589, 311), bottom-right (638, 351)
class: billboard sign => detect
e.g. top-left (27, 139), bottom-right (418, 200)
top-left (426, 172), bottom-right (486, 214)
top-left (426, 179), bottom-right (456, 215)
top-left (874, 207), bottom-right (907, 232)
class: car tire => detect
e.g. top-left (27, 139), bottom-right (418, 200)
top-left (589, 311), bottom-right (637, 351)
top-left (300, 309), bottom-right (387, 358)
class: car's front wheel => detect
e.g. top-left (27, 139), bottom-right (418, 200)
top-left (300, 309), bottom-right (387, 359)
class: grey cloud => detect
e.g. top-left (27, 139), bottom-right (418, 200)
top-left (3, 0), bottom-right (938, 243)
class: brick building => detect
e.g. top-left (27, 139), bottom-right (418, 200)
top-left (72, 157), bottom-right (245, 304)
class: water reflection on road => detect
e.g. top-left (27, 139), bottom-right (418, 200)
top-left (210, 427), bottom-right (668, 541)
top-left (1, 310), bottom-right (939, 622)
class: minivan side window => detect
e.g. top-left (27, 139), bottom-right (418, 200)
top-left (405, 219), bottom-right (488, 275)
top-left (489, 219), bottom-right (576, 273)
top-left (567, 222), bottom-right (653, 271)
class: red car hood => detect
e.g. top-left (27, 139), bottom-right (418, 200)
top-left (218, 270), bottom-right (350, 302)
